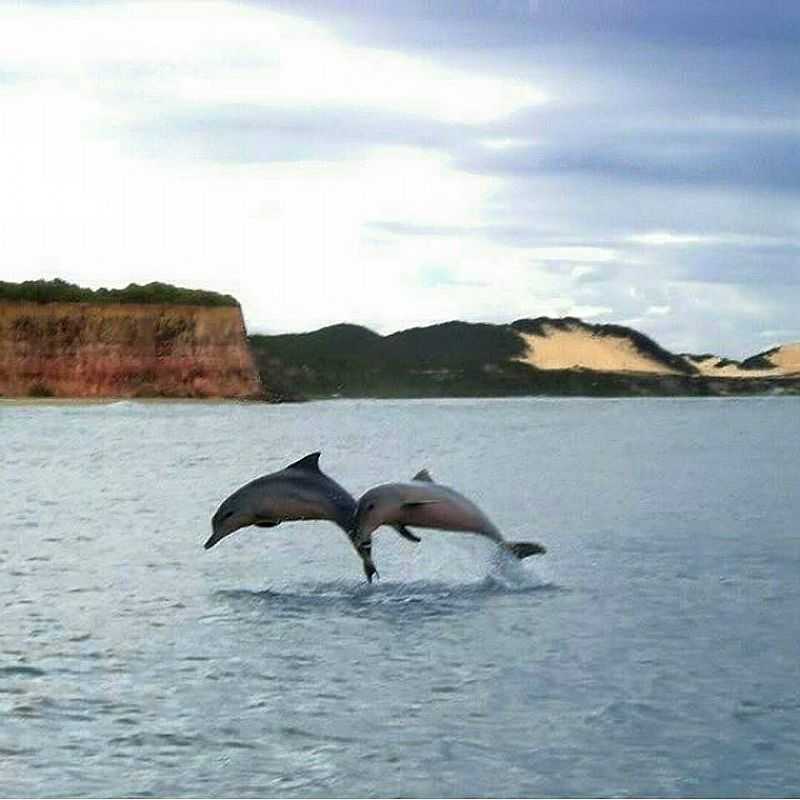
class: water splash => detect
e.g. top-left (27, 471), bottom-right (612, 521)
top-left (214, 542), bottom-right (555, 613)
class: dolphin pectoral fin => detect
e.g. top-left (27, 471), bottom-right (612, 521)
top-left (393, 524), bottom-right (421, 543)
top-left (254, 520), bottom-right (280, 528)
top-left (507, 541), bottom-right (547, 559)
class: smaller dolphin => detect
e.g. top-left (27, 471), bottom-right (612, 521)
top-left (350, 469), bottom-right (546, 574)
top-left (205, 452), bottom-right (422, 582)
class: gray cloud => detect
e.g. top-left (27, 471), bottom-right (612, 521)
top-left (128, 105), bottom-right (466, 163)
top-left (666, 243), bottom-right (800, 287)
top-left (249, 1), bottom-right (800, 51)
top-left (457, 129), bottom-right (800, 195)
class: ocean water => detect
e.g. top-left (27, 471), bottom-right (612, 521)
top-left (1, 397), bottom-right (799, 798)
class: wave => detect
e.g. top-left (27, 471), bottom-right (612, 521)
top-left (209, 536), bottom-right (559, 622)
top-left (213, 559), bottom-right (561, 625)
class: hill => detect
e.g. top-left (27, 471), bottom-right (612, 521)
top-left (249, 317), bottom-right (800, 400)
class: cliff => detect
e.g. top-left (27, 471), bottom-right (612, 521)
top-left (249, 318), bottom-right (800, 399)
top-left (0, 300), bottom-right (262, 399)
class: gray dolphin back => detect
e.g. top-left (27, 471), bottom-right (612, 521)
top-left (277, 452), bottom-right (357, 531)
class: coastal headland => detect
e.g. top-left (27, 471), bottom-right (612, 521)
top-left (0, 280), bottom-right (261, 399)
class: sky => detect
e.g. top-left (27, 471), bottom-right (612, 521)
top-left (1, 1), bottom-right (798, 356)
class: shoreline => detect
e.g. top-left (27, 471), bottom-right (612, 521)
top-left (0, 396), bottom-right (264, 406)
top-left (2, 392), bottom-right (798, 407)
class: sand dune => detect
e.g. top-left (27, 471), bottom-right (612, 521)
top-left (762, 343), bottom-right (800, 375)
top-left (686, 344), bottom-right (800, 378)
top-left (514, 321), bottom-right (680, 374)
top-left (513, 319), bottom-right (800, 378)
top-left (684, 355), bottom-right (779, 378)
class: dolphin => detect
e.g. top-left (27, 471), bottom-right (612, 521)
top-left (204, 452), bottom-right (422, 581)
top-left (350, 469), bottom-right (546, 574)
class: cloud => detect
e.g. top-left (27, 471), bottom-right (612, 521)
top-left (1, 0), bottom-right (799, 359)
top-left (417, 265), bottom-right (488, 289)
top-left (250, 1), bottom-right (800, 50)
top-left (457, 128), bottom-right (800, 195)
top-left (628, 231), bottom-right (796, 247)
top-left (0, 1), bottom-right (545, 123)
top-left (128, 105), bottom-right (466, 163)
top-left (526, 247), bottom-right (617, 263)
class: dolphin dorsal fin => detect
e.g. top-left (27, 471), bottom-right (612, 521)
top-left (412, 469), bottom-right (434, 483)
top-left (286, 452), bottom-right (322, 472)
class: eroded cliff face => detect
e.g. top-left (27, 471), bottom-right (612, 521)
top-left (0, 301), bottom-right (262, 398)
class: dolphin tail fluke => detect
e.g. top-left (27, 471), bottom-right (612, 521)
top-left (506, 541), bottom-right (547, 559)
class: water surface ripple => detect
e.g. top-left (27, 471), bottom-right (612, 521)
top-left (1, 398), bottom-right (799, 797)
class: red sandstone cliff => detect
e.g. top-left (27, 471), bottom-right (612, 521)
top-left (0, 301), bottom-right (263, 399)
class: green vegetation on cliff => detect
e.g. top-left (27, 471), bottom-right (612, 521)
top-left (0, 278), bottom-right (239, 307)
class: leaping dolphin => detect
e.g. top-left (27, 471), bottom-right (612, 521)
top-left (350, 469), bottom-right (546, 576)
top-left (204, 452), bottom-right (421, 581)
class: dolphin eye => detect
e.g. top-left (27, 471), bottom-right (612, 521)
top-left (366, 502), bottom-right (375, 511)
top-left (222, 510), bottom-right (234, 520)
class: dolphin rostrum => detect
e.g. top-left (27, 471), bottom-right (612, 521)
top-left (205, 452), bottom-right (422, 581)
top-left (350, 469), bottom-right (546, 575)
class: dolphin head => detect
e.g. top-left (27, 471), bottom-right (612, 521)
top-left (350, 486), bottom-right (401, 547)
top-left (205, 486), bottom-right (261, 549)
top-left (348, 486), bottom-right (403, 583)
